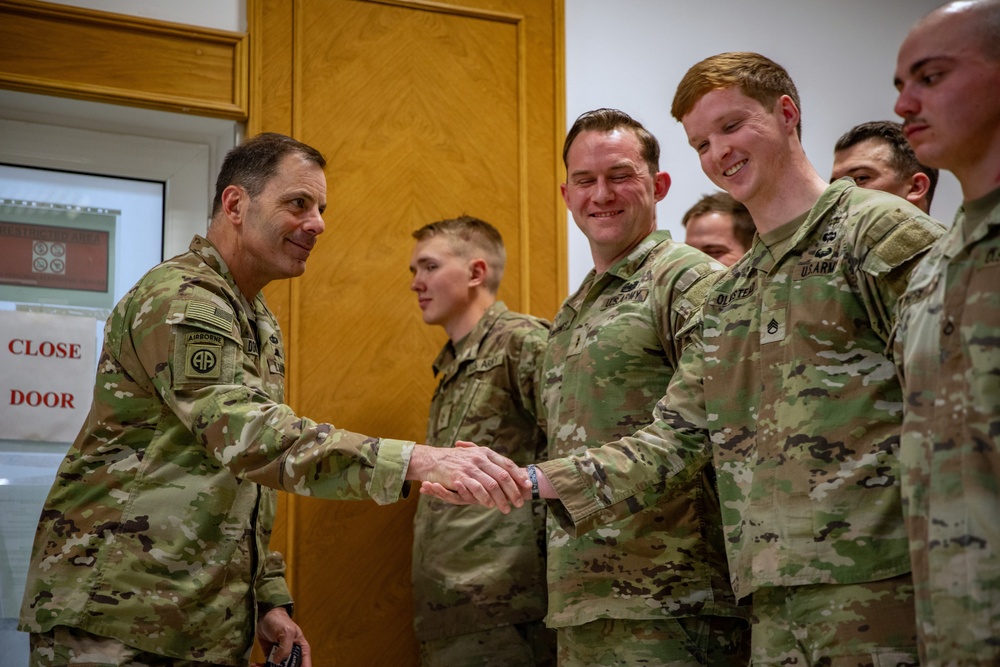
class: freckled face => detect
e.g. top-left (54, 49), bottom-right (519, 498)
top-left (682, 87), bottom-right (792, 209)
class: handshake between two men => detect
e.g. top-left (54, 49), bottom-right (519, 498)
top-left (415, 440), bottom-right (553, 511)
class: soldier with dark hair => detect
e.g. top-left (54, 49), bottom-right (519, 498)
top-left (429, 56), bottom-right (944, 666)
top-left (831, 120), bottom-right (938, 213)
top-left (537, 108), bottom-right (747, 666)
top-left (409, 215), bottom-right (554, 666)
top-left (18, 133), bottom-right (527, 667)
top-left (681, 191), bottom-right (754, 266)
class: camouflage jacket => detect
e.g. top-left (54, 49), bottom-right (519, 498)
top-left (18, 236), bottom-right (414, 665)
top-left (540, 182), bottom-right (944, 600)
top-left (539, 230), bottom-right (743, 627)
top-left (894, 186), bottom-right (1000, 665)
top-left (412, 302), bottom-right (550, 640)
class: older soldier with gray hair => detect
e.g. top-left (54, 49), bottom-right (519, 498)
top-left (893, 1), bottom-right (1000, 662)
top-left (18, 133), bottom-right (527, 667)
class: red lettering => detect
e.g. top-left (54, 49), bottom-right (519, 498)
top-left (9, 389), bottom-right (76, 409)
top-left (7, 338), bottom-right (83, 359)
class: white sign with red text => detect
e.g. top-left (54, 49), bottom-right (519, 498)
top-left (0, 310), bottom-right (96, 442)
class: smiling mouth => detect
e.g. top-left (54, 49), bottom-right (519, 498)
top-left (724, 160), bottom-right (747, 177)
top-left (591, 210), bottom-right (623, 218)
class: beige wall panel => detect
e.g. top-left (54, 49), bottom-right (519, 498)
top-left (0, 0), bottom-right (247, 118)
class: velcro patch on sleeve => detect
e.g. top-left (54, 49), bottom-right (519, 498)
top-left (183, 332), bottom-right (223, 380)
top-left (185, 300), bottom-right (234, 332)
top-left (868, 216), bottom-right (940, 270)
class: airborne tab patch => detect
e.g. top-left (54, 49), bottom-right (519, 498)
top-left (184, 333), bottom-right (222, 379)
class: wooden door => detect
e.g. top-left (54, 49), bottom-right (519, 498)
top-left (251, 1), bottom-right (564, 663)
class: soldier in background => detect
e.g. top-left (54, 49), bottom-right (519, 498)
top-left (893, 1), bottom-right (1000, 662)
top-left (18, 133), bottom-right (527, 667)
top-left (681, 191), bottom-right (754, 266)
top-left (538, 108), bottom-right (746, 666)
top-left (431, 56), bottom-right (944, 666)
top-left (831, 120), bottom-right (938, 214)
top-left (408, 215), bottom-right (555, 666)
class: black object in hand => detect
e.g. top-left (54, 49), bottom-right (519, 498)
top-left (265, 643), bottom-right (302, 667)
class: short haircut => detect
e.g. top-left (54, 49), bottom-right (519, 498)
top-left (211, 132), bottom-right (326, 218)
top-left (834, 120), bottom-right (939, 207)
top-left (412, 215), bottom-right (507, 294)
top-left (935, 0), bottom-right (1000, 61)
top-left (682, 191), bottom-right (755, 250)
top-left (671, 52), bottom-right (802, 139)
top-left (563, 108), bottom-right (660, 175)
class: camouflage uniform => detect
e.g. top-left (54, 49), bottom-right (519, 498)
top-left (18, 236), bottom-right (414, 666)
top-left (894, 186), bottom-right (1000, 665)
top-left (540, 230), bottom-right (748, 665)
top-left (539, 182), bottom-right (944, 664)
top-left (413, 301), bottom-right (554, 666)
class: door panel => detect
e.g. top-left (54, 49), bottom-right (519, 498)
top-left (254, 1), bottom-right (563, 663)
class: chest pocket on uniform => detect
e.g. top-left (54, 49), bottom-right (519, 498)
top-left (437, 354), bottom-right (507, 443)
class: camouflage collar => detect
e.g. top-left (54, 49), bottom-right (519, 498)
top-left (604, 229), bottom-right (673, 282)
top-left (432, 301), bottom-right (508, 377)
top-left (955, 185), bottom-right (1000, 252)
top-left (189, 235), bottom-right (239, 289)
top-left (744, 180), bottom-right (853, 275)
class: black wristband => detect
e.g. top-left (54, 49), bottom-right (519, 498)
top-left (527, 464), bottom-right (540, 500)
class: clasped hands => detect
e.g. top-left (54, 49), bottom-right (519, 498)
top-left (409, 440), bottom-right (533, 513)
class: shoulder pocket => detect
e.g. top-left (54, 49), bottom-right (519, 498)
top-left (170, 299), bottom-right (239, 387)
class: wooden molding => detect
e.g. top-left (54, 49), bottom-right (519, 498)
top-left (0, 0), bottom-right (248, 119)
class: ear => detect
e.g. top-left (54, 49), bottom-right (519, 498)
top-left (905, 172), bottom-right (931, 207)
top-left (560, 181), bottom-right (570, 207)
top-left (777, 95), bottom-right (800, 135)
top-left (469, 258), bottom-right (488, 288)
top-left (220, 185), bottom-right (247, 226)
top-left (653, 171), bottom-right (671, 202)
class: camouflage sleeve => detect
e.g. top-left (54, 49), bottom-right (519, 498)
top-left (515, 323), bottom-right (550, 425)
top-left (654, 254), bottom-right (721, 367)
top-left (857, 209), bottom-right (944, 343)
top-left (257, 549), bottom-right (293, 612)
top-left (132, 287), bottom-right (412, 505)
top-left (538, 316), bottom-right (713, 536)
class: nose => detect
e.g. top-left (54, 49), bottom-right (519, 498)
top-left (303, 208), bottom-right (326, 236)
top-left (894, 83), bottom-right (918, 120)
top-left (592, 176), bottom-right (615, 203)
top-left (711, 140), bottom-right (731, 166)
top-left (410, 272), bottom-right (422, 292)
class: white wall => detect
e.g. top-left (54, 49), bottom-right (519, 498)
top-left (24, 0), bottom-right (963, 290)
top-left (564, 0), bottom-right (961, 288)
top-left (41, 0), bottom-right (244, 31)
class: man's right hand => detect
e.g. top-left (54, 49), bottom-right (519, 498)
top-left (406, 441), bottom-right (531, 513)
